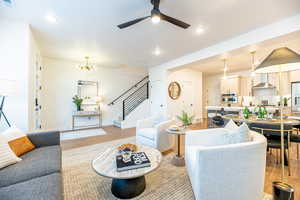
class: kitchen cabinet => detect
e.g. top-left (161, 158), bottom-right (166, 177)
top-left (220, 76), bottom-right (240, 94)
top-left (290, 70), bottom-right (300, 83)
top-left (240, 76), bottom-right (252, 96)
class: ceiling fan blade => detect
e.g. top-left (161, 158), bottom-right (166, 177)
top-left (118, 16), bottom-right (150, 29)
top-left (161, 13), bottom-right (190, 29)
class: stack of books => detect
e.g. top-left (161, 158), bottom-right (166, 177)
top-left (116, 152), bottom-right (151, 172)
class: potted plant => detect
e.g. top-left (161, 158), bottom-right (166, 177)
top-left (254, 106), bottom-right (267, 119)
top-left (242, 106), bottom-right (250, 119)
top-left (72, 95), bottom-right (83, 111)
top-left (283, 97), bottom-right (289, 107)
top-left (177, 111), bottom-right (194, 128)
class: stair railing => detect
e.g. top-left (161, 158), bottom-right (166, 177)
top-left (108, 76), bottom-right (149, 106)
top-left (122, 82), bottom-right (149, 120)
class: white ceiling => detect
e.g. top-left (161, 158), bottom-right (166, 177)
top-left (183, 30), bottom-right (300, 75)
top-left (1, 0), bottom-right (300, 68)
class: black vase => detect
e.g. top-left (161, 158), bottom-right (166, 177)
top-left (77, 105), bottom-right (81, 111)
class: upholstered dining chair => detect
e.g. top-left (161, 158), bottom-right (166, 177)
top-left (136, 114), bottom-right (175, 152)
top-left (249, 123), bottom-right (293, 176)
top-left (185, 128), bottom-right (267, 200)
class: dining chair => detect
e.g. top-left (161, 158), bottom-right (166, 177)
top-left (248, 123), bottom-right (292, 176)
top-left (292, 124), bottom-right (300, 159)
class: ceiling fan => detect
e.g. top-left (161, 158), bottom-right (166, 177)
top-left (118, 0), bottom-right (190, 29)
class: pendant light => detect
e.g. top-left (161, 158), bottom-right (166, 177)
top-left (223, 59), bottom-right (228, 80)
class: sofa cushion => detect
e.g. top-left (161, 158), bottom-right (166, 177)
top-left (225, 119), bottom-right (239, 130)
top-left (0, 135), bottom-right (22, 169)
top-left (224, 122), bottom-right (250, 144)
top-left (0, 173), bottom-right (62, 200)
top-left (138, 128), bottom-right (156, 140)
top-left (0, 145), bottom-right (61, 187)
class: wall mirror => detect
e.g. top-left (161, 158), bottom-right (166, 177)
top-left (77, 80), bottom-right (98, 105)
top-left (168, 81), bottom-right (181, 100)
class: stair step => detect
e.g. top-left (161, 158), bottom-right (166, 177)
top-left (113, 120), bottom-right (122, 128)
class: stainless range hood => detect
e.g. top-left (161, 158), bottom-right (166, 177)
top-left (253, 73), bottom-right (275, 89)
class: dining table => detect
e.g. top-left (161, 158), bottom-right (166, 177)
top-left (222, 114), bottom-right (300, 169)
top-left (222, 115), bottom-right (300, 126)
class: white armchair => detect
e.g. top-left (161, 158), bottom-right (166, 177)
top-left (136, 116), bottom-right (175, 152)
top-left (185, 128), bottom-right (267, 200)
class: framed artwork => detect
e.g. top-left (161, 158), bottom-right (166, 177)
top-left (168, 82), bottom-right (181, 100)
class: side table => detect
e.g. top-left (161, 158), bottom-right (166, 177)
top-left (166, 128), bottom-right (190, 167)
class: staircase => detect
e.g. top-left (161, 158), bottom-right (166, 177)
top-left (108, 76), bottom-right (149, 128)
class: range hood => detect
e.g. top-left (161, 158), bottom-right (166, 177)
top-left (253, 73), bottom-right (275, 89)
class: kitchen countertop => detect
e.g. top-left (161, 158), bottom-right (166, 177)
top-left (206, 106), bottom-right (279, 113)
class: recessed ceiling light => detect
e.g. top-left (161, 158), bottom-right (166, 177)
top-left (45, 14), bottom-right (58, 24)
top-left (196, 27), bottom-right (204, 34)
top-left (153, 48), bottom-right (161, 56)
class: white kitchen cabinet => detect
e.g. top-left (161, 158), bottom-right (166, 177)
top-left (290, 70), bottom-right (300, 83)
top-left (220, 76), bottom-right (240, 94)
top-left (240, 76), bottom-right (252, 96)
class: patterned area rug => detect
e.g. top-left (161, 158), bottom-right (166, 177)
top-left (62, 137), bottom-right (273, 200)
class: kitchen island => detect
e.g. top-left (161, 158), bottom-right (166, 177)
top-left (206, 106), bottom-right (279, 128)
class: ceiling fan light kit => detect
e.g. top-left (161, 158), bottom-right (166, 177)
top-left (151, 9), bottom-right (161, 24)
top-left (118, 0), bottom-right (190, 29)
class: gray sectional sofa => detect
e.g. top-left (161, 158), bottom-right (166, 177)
top-left (0, 131), bottom-right (62, 200)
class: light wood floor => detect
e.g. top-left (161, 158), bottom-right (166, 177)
top-left (61, 122), bottom-right (300, 199)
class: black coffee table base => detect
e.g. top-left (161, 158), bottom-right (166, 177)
top-left (111, 176), bottom-right (146, 199)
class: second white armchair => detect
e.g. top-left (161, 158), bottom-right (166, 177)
top-left (136, 115), bottom-right (175, 152)
top-left (185, 128), bottom-right (267, 200)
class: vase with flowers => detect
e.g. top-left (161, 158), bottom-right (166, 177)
top-left (72, 95), bottom-right (83, 111)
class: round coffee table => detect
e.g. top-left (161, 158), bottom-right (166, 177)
top-left (166, 128), bottom-right (190, 167)
top-left (92, 145), bottom-right (162, 199)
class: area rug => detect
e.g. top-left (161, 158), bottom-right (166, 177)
top-left (62, 137), bottom-right (273, 200)
top-left (61, 128), bottom-right (106, 141)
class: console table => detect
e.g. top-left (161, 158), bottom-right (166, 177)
top-left (72, 111), bottom-right (102, 130)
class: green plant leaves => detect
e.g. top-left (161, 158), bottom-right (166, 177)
top-left (176, 110), bottom-right (194, 126)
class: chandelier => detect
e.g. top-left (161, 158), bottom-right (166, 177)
top-left (78, 56), bottom-right (95, 71)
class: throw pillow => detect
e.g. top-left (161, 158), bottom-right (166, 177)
top-left (224, 122), bottom-right (250, 144)
top-left (225, 119), bottom-right (239, 130)
top-left (0, 135), bottom-right (22, 169)
top-left (8, 136), bottom-right (35, 156)
top-left (1, 127), bottom-right (36, 156)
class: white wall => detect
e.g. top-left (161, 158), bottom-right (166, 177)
top-left (41, 57), bottom-right (148, 130)
top-left (149, 68), bottom-right (169, 115)
top-left (167, 69), bottom-right (203, 122)
top-left (0, 19), bottom-right (35, 132)
top-left (149, 67), bottom-right (203, 123)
